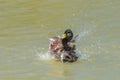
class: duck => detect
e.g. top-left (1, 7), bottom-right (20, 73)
top-left (49, 29), bottom-right (78, 62)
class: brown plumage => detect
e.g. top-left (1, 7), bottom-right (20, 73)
top-left (49, 29), bottom-right (78, 63)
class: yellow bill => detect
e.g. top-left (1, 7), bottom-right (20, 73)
top-left (61, 34), bottom-right (67, 39)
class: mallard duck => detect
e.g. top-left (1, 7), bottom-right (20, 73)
top-left (49, 29), bottom-right (78, 62)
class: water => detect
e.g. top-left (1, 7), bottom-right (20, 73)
top-left (0, 0), bottom-right (120, 80)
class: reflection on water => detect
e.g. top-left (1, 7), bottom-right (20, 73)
top-left (0, 0), bottom-right (120, 80)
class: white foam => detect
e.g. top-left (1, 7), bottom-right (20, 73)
top-left (34, 49), bottom-right (54, 60)
top-left (34, 48), bottom-right (90, 61)
top-left (76, 51), bottom-right (90, 60)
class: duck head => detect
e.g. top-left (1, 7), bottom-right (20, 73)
top-left (61, 29), bottom-right (73, 42)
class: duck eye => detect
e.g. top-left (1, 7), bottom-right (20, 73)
top-left (67, 33), bottom-right (72, 36)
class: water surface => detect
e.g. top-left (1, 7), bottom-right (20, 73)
top-left (0, 0), bottom-right (119, 80)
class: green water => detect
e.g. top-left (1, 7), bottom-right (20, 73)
top-left (0, 0), bottom-right (120, 80)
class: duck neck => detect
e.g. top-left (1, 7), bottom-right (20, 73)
top-left (62, 39), bottom-right (71, 51)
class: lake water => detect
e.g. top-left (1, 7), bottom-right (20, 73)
top-left (0, 0), bottom-right (119, 80)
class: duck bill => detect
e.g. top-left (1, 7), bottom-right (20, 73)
top-left (61, 34), bottom-right (67, 39)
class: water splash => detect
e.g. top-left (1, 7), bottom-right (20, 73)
top-left (76, 51), bottom-right (90, 60)
top-left (34, 48), bottom-right (89, 62)
top-left (34, 49), bottom-right (54, 60)
top-left (75, 24), bottom-right (97, 41)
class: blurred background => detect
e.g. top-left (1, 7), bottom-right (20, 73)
top-left (0, 0), bottom-right (119, 80)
